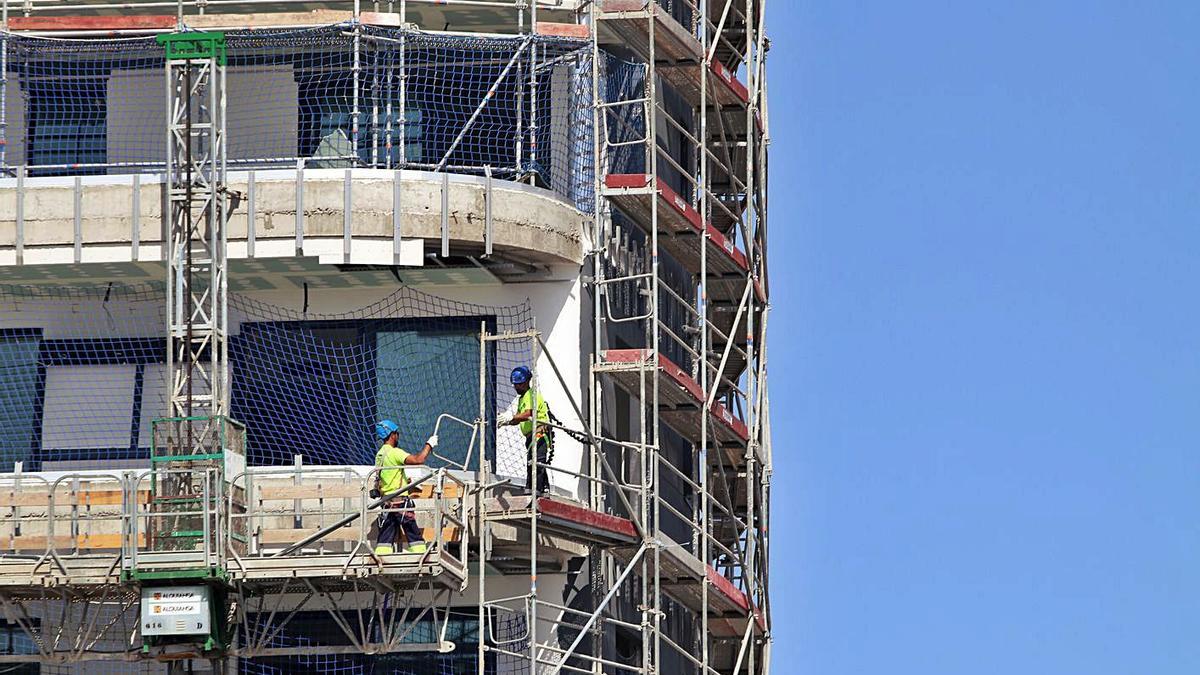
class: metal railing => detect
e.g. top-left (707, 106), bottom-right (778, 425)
top-left (0, 464), bottom-right (469, 580)
top-left (0, 0), bottom-right (573, 19)
top-left (226, 465), bottom-right (470, 577)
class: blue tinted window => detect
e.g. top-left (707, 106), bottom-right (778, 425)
top-left (231, 318), bottom-right (489, 468)
top-left (0, 330), bottom-right (41, 468)
top-left (26, 76), bottom-right (107, 176)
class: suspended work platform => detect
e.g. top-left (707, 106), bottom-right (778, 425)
top-left (0, 466), bottom-right (471, 594)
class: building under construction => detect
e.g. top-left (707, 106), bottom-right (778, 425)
top-left (0, 0), bottom-right (770, 672)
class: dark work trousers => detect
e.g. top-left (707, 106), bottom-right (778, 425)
top-left (377, 496), bottom-right (423, 549)
top-left (525, 434), bottom-right (553, 495)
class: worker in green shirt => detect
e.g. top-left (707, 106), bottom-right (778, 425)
top-left (498, 366), bottom-right (554, 495)
top-left (373, 419), bottom-right (436, 554)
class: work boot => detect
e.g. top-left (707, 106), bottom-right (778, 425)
top-left (405, 542), bottom-right (428, 554)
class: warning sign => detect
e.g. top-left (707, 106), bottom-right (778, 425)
top-left (140, 586), bottom-right (211, 637)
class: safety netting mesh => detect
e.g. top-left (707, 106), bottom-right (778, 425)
top-left (0, 602), bottom-right (530, 673)
top-left (0, 283), bottom-right (534, 479)
top-left (238, 608), bottom-right (527, 674)
top-left (0, 24), bottom-right (594, 212)
top-left (599, 53), bottom-right (648, 179)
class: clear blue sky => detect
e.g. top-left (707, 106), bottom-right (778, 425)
top-left (768, 3), bottom-right (1199, 673)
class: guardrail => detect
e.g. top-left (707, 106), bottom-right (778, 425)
top-left (0, 465), bottom-right (469, 581)
top-left (227, 465), bottom-right (468, 564)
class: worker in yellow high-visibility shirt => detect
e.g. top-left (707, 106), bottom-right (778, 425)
top-left (373, 420), bottom-right (436, 554)
top-left (498, 366), bottom-right (554, 495)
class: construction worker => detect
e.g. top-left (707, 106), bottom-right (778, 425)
top-left (373, 420), bottom-right (437, 554)
top-left (498, 366), bottom-right (554, 495)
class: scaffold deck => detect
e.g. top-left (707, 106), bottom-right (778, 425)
top-left (597, 0), bottom-right (703, 65)
top-left (595, 349), bottom-right (750, 463)
top-left (604, 173), bottom-right (752, 292)
top-left (664, 60), bottom-right (752, 110)
top-left (612, 540), bottom-right (758, 634)
top-left (484, 494), bottom-right (639, 546)
top-left (0, 547), bottom-right (466, 596)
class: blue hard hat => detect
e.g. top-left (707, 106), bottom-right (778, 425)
top-left (376, 419), bottom-right (399, 441)
top-left (510, 366), bottom-right (532, 385)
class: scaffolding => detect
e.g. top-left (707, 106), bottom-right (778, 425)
top-left (588, 1), bottom-right (772, 674)
top-left (0, 0), bottom-right (771, 672)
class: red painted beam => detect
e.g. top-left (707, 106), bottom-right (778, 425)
top-left (711, 61), bottom-right (750, 104)
top-left (607, 174), bottom-right (751, 273)
top-left (599, 348), bottom-right (653, 367)
top-left (605, 174), bottom-right (705, 233)
top-left (537, 497), bottom-right (638, 540)
top-left (706, 565), bottom-right (752, 613)
top-left (710, 400), bottom-right (750, 441)
top-left (604, 173), bottom-right (651, 190)
top-left (657, 352), bottom-right (707, 402)
top-left (655, 177), bottom-right (705, 231)
top-left (602, 349), bottom-right (748, 442)
top-left (704, 222), bottom-right (750, 272)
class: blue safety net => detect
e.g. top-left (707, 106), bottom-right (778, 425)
top-left (1, 25), bottom-right (595, 211)
top-left (237, 609), bottom-right (523, 675)
top-left (0, 283), bottom-right (534, 478)
top-left (0, 603), bottom-right (531, 674)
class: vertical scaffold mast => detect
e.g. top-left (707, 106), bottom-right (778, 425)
top-left (162, 30), bottom-right (229, 448)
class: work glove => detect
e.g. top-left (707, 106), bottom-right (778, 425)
top-left (497, 413), bottom-right (513, 427)
top-left (426, 434), bottom-right (439, 449)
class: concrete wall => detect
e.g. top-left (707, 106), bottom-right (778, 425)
top-left (2, 75), bottom-right (25, 169)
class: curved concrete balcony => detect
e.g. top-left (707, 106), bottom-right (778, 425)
top-left (0, 168), bottom-right (586, 271)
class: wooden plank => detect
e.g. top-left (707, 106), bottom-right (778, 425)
top-left (1, 533), bottom-right (145, 551)
top-left (599, 0), bottom-right (646, 11)
top-left (536, 21), bottom-right (589, 39)
top-left (597, 0), bottom-right (702, 65)
top-left (186, 10), bottom-right (356, 29)
top-left (421, 526), bottom-right (460, 543)
top-left (0, 492), bottom-right (61, 507)
top-left (0, 490), bottom-right (150, 508)
top-left (255, 483), bottom-right (460, 501)
top-left (258, 526), bottom-right (460, 545)
top-left (257, 484), bottom-right (363, 501)
top-left (360, 12), bottom-right (403, 27)
top-left (7, 15), bottom-right (176, 31)
top-left (258, 528), bottom-right (359, 544)
top-left (410, 483), bottom-right (462, 500)
top-left (179, 10), bottom-right (400, 30)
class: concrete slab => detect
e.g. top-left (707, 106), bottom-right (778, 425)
top-left (0, 168), bottom-right (585, 269)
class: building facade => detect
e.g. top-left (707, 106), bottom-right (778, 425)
top-left (0, 1), bottom-right (770, 673)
